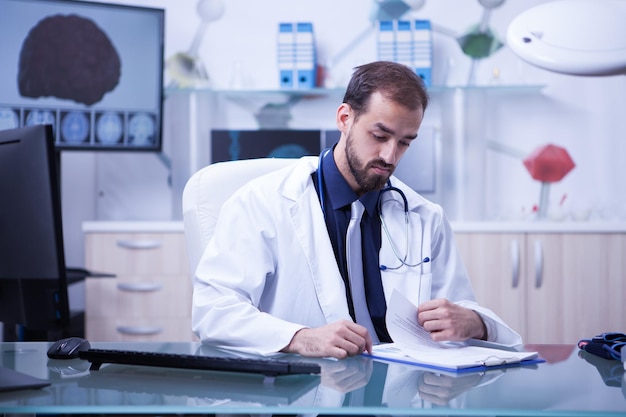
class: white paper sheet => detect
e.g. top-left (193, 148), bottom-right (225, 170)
top-left (369, 290), bottom-right (539, 370)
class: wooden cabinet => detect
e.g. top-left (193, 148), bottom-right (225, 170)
top-left (84, 228), bottom-right (195, 341)
top-left (82, 222), bottom-right (625, 345)
top-left (455, 231), bottom-right (626, 344)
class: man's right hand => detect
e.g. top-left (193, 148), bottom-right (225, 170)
top-left (282, 319), bottom-right (373, 359)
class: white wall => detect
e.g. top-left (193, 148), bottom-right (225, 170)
top-left (62, 0), bottom-right (626, 269)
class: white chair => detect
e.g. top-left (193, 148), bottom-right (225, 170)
top-left (181, 158), bottom-right (297, 278)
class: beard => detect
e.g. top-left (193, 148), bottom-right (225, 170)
top-left (345, 131), bottom-right (395, 193)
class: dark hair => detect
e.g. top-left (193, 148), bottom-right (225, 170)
top-left (343, 61), bottom-right (429, 118)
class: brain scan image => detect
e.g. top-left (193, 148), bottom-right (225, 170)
top-left (25, 109), bottom-right (56, 130)
top-left (18, 14), bottom-right (121, 105)
top-left (128, 113), bottom-right (156, 145)
top-left (96, 111), bottom-right (123, 145)
top-left (0, 108), bottom-right (19, 130)
top-left (61, 111), bottom-right (90, 144)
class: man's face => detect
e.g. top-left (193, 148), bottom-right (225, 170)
top-left (338, 91), bottom-right (423, 195)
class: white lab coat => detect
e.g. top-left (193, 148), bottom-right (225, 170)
top-left (192, 156), bottom-right (522, 355)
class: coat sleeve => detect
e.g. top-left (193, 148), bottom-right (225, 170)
top-left (191, 187), bottom-right (306, 356)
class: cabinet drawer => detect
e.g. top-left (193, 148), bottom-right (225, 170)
top-left (86, 275), bottom-right (191, 319)
top-left (85, 232), bottom-right (188, 276)
top-left (86, 317), bottom-right (195, 342)
top-left (84, 228), bottom-right (193, 342)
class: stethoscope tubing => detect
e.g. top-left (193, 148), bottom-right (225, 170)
top-left (317, 149), bottom-right (428, 271)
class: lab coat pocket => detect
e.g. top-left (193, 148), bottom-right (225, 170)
top-left (416, 272), bottom-right (432, 305)
top-left (381, 269), bottom-right (432, 307)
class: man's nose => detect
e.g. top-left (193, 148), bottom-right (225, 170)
top-left (380, 141), bottom-right (399, 165)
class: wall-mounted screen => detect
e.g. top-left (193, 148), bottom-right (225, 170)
top-left (211, 127), bottom-right (436, 194)
top-left (0, 0), bottom-right (164, 151)
top-left (211, 129), bottom-right (322, 163)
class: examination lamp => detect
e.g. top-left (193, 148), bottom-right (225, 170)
top-left (506, 0), bottom-right (626, 76)
top-left (166, 0), bottom-right (225, 87)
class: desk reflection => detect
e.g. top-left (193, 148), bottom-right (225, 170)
top-left (2, 341), bottom-right (624, 415)
top-left (381, 361), bottom-right (511, 409)
top-left (78, 365), bottom-right (320, 406)
top-left (578, 350), bottom-right (625, 400)
top-left (40, 345), bottom-right (518, 409)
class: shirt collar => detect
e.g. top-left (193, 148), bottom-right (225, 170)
top-left (322, 149), bottom-right (379, 215)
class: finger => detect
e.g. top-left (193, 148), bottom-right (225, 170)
top-left (422, 373), bottom-right (456, 388)
top-left (325, 331), bottom-right (362, 357)
top-left (422, 315), bottom-right (447, 331)
top-left (418, 305), bottom-right (446, 326)
top-left (417, 386), bottom-right (451, 406)
top-left (333, 367), bottom-right (366, 387)
top-left (360, 329), bottom-right (373, 354)
top-left (428, 331), bottom-right (448, 342)
top-left (339, 335), bottom-right (370, 355)
top-left (420, 311), bottom-right (447, 333)
top-left (418, 310), bottom-right (435, 327)
top-left (343, 322), bottom-right (373, 354)
top-left (324, 347), bottom-right (349, 360)
top-left (417, 298), bottom-right (444, 313)
top-left (352, 325), bottom-right (373, 354)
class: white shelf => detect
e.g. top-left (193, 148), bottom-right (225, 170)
top-left (83, 220), bottom-right (626, 234)
top-left (452, 221), bottom-right (626, 233)
top-left (165, 84), bottom-right (546, 98)
top-left (83, 221), bottom-right (184, 233)
top-left (163, 84), bottom-right (548, 221)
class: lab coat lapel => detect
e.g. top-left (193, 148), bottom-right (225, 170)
top-left (284, 158), bottom-right (352, 323)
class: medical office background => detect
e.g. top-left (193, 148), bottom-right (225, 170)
top-left (42, 0), bottom-right (626, 313)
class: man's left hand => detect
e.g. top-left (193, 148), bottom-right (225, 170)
top-left (417, 299), bottom-right (487, 342)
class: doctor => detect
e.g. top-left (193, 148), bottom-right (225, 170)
top-left (192, 61), bottom-right (522, 359)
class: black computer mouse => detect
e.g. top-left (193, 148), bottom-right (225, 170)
top-left (47, 337), bottom-right (91, 359)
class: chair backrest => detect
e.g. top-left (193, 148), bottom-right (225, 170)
top-left (181, 158), bottom-right (297, 278)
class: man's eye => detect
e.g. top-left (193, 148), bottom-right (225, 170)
top-left (400, 140), bottom-right (411, 148)
top-left (373, 133), bottom-right (386, 141)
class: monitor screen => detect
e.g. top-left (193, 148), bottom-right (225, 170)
top-left (0, 0), bottom-right (165, 151)
top-left (211, 129), bottom-right (323, 163)
top-left (0, 125), bottom-right (69, 331)
top-left (211, 128), bottom-right (436, 194)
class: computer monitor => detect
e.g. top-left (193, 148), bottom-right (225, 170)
top-left (0, 0), bottom-right (165, 152)
top-left (210, 129), bottom-right (322, 163)
top-left (0, 125), bottom-right (70, 339)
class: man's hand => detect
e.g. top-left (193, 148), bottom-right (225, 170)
top-left (417, 299), bottom-right (487, 342)
top-left (320, 356), bottom-right (373, 392)
top-left (417, 372), bottom-right (483, 405)
top-left (282, 319), bottom-right (373, 359)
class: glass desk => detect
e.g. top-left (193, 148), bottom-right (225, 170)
top-left (0, 342), bottom-right (624, 416)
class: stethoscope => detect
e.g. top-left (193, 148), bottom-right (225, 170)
top-left (317, 149), bottom-right (430, 271)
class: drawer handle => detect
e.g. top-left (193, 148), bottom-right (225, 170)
top-left (116, 326), bottom-right (163, 335)
top-left (510, 239), bottom-right (520, 289)
top-left (116, 239), bottom-right (162, 250)
top-left (117, 283), bottom-right (163, 292)
top-left (534, 239), bottom-right (544, 289)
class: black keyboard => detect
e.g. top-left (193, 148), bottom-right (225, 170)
top-left (78, 348), bottom-right (321, 377)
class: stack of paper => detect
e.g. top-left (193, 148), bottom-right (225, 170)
top-left (368, 290), bottom-right (541, 373)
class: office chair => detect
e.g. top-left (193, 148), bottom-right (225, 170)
top-left (181, 158), bottom-right (297, 278)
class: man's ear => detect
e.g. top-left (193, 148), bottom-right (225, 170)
top-left (335, 103), bottom-right (352, 132)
